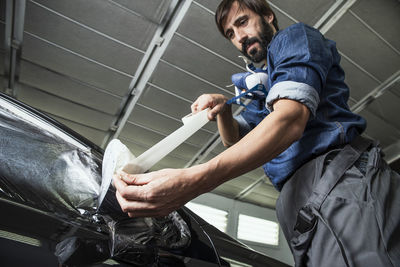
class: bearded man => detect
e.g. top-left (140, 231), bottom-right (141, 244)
top-left (114, 1), bottom-right (400, 266)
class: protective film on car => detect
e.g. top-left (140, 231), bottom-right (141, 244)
top-left (0, 96), bottom-right (191, 266)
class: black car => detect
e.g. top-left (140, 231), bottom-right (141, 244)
top-left (0, 92), bottom-right (289, 267)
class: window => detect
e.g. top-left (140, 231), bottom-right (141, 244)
top-left (237, 214), bottom-right (279, 246)
top-left (185, 202), bottom-right (228, 232)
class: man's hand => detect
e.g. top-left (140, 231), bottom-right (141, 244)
top-left (191, 94), bottom-right (229, 120)
top-left (114, 168), bottom-right (204, 218)
top-left (191, 93), bottom-right (240, 146)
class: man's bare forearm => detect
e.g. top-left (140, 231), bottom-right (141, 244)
top-left (186, 99), bottom-right (310, 194)
top-left (217, 104), bottom-right (240, 147)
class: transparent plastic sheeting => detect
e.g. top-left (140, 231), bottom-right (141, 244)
top-left (54, 211), bottom-right (191, 266)
top-left (0, 99), bottom-right (191, 266)
top-left (0, 103), bottom-right (101, 217)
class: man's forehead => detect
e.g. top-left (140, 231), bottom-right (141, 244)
top-left (223, 2), bottom-right (252, 30)
top-left (223, 1), bottom-right (257, 30)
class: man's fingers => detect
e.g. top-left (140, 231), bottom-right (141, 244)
top-left (116, 190), bottom-right (172, 217)
top-left (124, 173), bottom-right (150, 185)
top-left (190, 102), bottom-right (198, 113)
top-left (116, 171), bottom-right (150, 185)
top-left (191, 96), bottom-right (209, 113)
top-left (208, 104), bottom-right (223, 120)
top-left (192, 95), bottom-right (214, 113)
top-left (208, 109), bottom-right (217, 120)
top-left (116, 190), bottom-right (154, 211)
top-left (114, 176), bottom-right (148, 201)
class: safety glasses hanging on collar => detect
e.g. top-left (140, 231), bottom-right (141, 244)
top-left (226, 58), bottom-right (269, 109)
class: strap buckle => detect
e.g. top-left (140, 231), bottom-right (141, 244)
top-left (294, 206), bottom-right (317, 234)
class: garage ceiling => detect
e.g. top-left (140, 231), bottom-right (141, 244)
top-left (1, 0), bottom-right (399, 209)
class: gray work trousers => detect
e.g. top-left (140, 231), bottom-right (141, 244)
top-left (276, 137), bottom-right (400, 267)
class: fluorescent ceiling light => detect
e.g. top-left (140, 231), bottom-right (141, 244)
top-left (185, 202), bottom-right (228, 232)
top-left (237, 214), bottom-right (279, 246)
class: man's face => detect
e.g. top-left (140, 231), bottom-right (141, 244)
top-left (223, 1), bottom-right (276, 63)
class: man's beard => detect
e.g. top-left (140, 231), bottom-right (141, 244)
top-left (241, 18), bottom-right (275, 63)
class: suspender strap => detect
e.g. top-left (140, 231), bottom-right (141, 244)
top-left (308, 136), bottom-right (372, 211)
top-left (294, 136), bottom-right (372, 234)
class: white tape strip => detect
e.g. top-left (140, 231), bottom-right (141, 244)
top-left (99, 109), bottom-right (209, 206)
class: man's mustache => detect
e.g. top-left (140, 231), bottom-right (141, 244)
top-left (242, 37), bottom-right (261, 55)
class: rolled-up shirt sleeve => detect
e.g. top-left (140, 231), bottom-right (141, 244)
top-left (266, 23), bottom-right (333, 117)
top-left (266, 81), bottom-right (320, 116)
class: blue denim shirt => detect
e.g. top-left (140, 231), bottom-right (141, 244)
top-left (235, 23), bottom-right (366, 190)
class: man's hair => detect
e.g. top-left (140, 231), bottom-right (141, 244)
top-left (215, 0), bottom-right (279, 38)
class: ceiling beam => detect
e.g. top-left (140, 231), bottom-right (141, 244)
top-left (4, 0), bottom-right (26, 97)
top-left (348, 9), bottom-right (400, 56)
top-left (383, 141), bottom-right (400, 164)
top-left (313, 0), bottom-right (345, 30)
top-left (318, 0), bottom-right (357, 34)
top-left (350, 70), bottom-right (400, 166)
top-left (184, 132), bottom-right (221, 168)
top-left (351, 70), bottom-right (400, 114)
top-left (102, 0), bottom-right (193, 148)
top-left (234, 176), bottom-right (269, 201)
